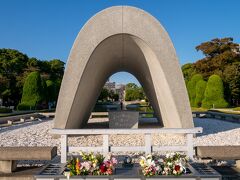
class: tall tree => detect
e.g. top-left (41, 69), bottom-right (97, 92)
top-left (18, 71), bottom-right (45, 110)
top-left (202, 75), bottom-right (228, 108)
top-left (223, 62), bottom-right (240, 105)
top-left (0, 48), bottom-right (65, 107)
top-left (98, 88), bottom-right (109, 101)
top-left (0, 49), bottom-right (28, 104)
top-left (187, 74), bottom-right (203, 107)
top-left (125, 83), bottom-right (145, 101)
top-left (187, 37), bottom-right (240, 106)
top-left (194, 37), bottom-right (240, 79)
top-left (181, 63), bottom-right (195, 81)
top-left (46, 80), bottom-right (57, 102)
top-left (194, 80), bottom-right (207, 107)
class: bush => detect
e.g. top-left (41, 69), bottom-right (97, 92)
top-left (187, 74), bottom-right (203, 107)
top-left (18, 71), bottom-right (45, 109)
top-left (194, 80), bottom-right (207, 107)
top-left (202, 75), bottom-right (228, 108)
top-left (17, 103), bottom-right (34, 111)
top-left (46, 80), bottom-right (56, 102)
top-left (0, 107), bottom-right (12, 113)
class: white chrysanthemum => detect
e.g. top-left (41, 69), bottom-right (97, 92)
top-left (146, 154), bottom-right (152, 159)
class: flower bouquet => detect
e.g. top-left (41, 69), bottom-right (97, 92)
top-left (139, 152), bottom-right (188, 176)
top-left (64, 152), bottom-right (118, 178)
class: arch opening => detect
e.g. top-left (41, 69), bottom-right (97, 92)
top-left (92, 71), bottom-right (162, 128)
top-left (64, 34), bottom-right (164, 128)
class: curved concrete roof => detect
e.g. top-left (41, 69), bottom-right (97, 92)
top-left (54, 6), bottom-right (193, 129)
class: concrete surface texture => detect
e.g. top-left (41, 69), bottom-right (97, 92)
top-left (0, 147), bottom-right (57, 160)
top-left (54, 6), bottom-right (193, 129)
top-left (109, 111), bottom-right (139, 129)
top-left (196, 146), bottom-right (240, 160)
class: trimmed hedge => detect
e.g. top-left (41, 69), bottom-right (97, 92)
top-left (46, 80), bottom-right (56, 102)
top-left (202, 74), bottom-right (228, 108)
top-left (0, 107), bottom-right (12, 113)
top-left (18, 71), bottom-right (45, 110)
top-left (17, 103), bottom-right (33, 111)
top-left (187, 74), bottom-right (203, 107)
top-left (194, 80), bottom-right (207, 107)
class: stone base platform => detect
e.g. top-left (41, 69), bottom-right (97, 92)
top-left (0, 166), bottom-right (43, 180)
top-left (35, 163), bottom-right (221, 180)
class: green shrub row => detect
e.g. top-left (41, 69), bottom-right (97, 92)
top-left (187, 74), bottom-right (203, 107)
top-left (0, 107), bottom-right (12, 113)
top-left (187, 74), bottom-right (228, 108)
top-left (17, 103), bottom-right (35, 111)
top-left (202, 75), bottom-right (228, 108)
top-left (17, 71), bottom-right (57, 111)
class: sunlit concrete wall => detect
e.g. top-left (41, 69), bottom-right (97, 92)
top-left (54, 6), bottom-right (193, 129)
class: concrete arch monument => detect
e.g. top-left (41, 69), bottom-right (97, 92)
top-left (54, 6), bottom-right (193, 129)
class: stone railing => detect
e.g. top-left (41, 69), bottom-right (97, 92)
top-left (51, 127), bottom-right (202, 163)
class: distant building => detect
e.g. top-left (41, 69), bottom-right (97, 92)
top-left (104, 79), bottom-right (116, 90)
top-left (115, 84), bottom-right (125, 101)
top-left (103, 80), bottom-right (125, 101)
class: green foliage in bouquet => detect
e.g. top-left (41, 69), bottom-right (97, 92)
top-left (65, 152), bottom-right (117, 177)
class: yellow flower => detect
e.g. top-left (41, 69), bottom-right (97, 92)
top-left (139, 159), bottom-right (145, 167)
top-left (76, 158), bottom-right (81, 175)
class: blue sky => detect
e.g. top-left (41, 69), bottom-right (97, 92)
top-left (0, 0), bottom-right (239, 85)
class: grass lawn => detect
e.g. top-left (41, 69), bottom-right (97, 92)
top-left (210, 109), bottom-right (240, 115)
top-left (191, 107), bottom-right (208, 112)
top-left (0, 109), bottom-right (55, 118)
top-left (192, 106), bottom-right (240, 115)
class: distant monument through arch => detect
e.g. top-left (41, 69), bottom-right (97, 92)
top-left (54, 6), bottom-right (193, 129)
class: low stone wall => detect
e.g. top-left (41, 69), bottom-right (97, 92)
top-left (0, 113), bottom-right (45, 124)
top-left (192, 111), bottom-right (240, 123)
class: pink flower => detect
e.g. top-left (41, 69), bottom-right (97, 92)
top-left (81, 161), bottom-right (91, 171)
top-left (111, 157), bottom-right (118, 165)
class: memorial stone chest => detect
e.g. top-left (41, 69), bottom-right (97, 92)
top-left (109, 111), bottom-right (139, 129)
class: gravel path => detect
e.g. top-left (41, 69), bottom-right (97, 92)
top-left (0, 118), bottom-right (239, 153)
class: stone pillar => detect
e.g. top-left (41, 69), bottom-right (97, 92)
top-left (236, 160), bottom-right (240, 169)
top-left (0, 160), bottom-right (17, 173)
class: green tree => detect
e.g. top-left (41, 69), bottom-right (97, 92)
top-left (125, 83), bottom-right (145, 101)
top-left (202, 75), bottom-right (228, 108)
top-left (46, 80), bottom-right (57, 102)
top-left (48, 59), bottom-right (65, 80)
top-left (181, 63), bottom-right (195, 81)
top-left (193, 38), bottom-right (240, 105)
top-left (41, 78), bottom-right (47, 103)
top-left (0, 49), bottom-right (28, 105)
top-left (98, 88), bottom-right (109, 101)
top-left (194, 38), bottom-right (240, 78)
top-left (126, 83), bottom-right (138, 89)
top-left (0, 49), bottom-right (65, 106)
top-left (187, 74), bottom-right (203, 107)
top-left (223, 62), bottom-right (240, 106)
top-left (194, 80), bottom-right (207, 107)
top-left (18, 72), bottom-right (45, 110)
